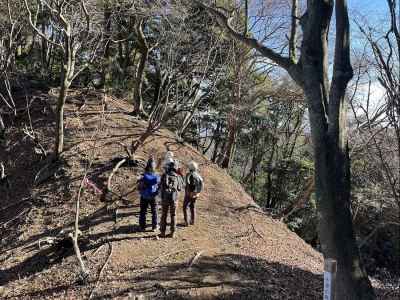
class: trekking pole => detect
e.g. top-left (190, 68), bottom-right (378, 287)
top-left (323, 258), bottom-right (337, 300)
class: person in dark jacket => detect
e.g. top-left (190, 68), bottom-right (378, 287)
top-left (183, 161), bottom-right (203, 226)
top-left (138, 159), bottom-right (160, 231)
top-left (159, 160), bottom-right (183, 238)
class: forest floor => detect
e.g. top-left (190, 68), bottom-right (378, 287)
top-left (0, 89), bottom-right (398, 299)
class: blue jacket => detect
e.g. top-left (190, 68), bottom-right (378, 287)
top-left (140, 172), bottom-right (160, 199)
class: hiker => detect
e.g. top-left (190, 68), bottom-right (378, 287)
top-left (159, 160), bottom-right (183, 237)
top-left (163, 151), bottom-right (183, 177)
top-left (137, 158), bottom-right (160, 231)
top-left (183, 161), bottom-right (203, 226)
top-left (162, 151), bottom-right (174, 170)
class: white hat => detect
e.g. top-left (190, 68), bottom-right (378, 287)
top-left (188, 161), bottom-right (198, 171)
top-left (165, 151), bottom-right (174, 159)
top-left (163, 157), bottom-right (175, 170)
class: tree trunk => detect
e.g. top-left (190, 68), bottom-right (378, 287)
top-left (41, 21), bottom-right (48, 73)
top-left (310, 112), bottom-right (373, 299)
top-left (301, 2), bottom-right (373, 297)
top-left (130, 17), bottom-right (152, 117)
top-left (177, 90), bottom-right (202, 138)
top-left (132, 49), bottom-right (148, 116)
top-left (103, 1), bottom-right (112, 91)
top-left (220, 128), bottom-right (237, 169)
top-left (0, 114), bottom-right (5, 131)
top-left (264, 143), bottom-right (276, 208)
top-left (211, 129), bottom-right (222, 163)
top-left (55, 77), bottom-right (70, 159)
top-left (198, 0), bottom-right (376, 297)
top-left (242, 148), bottom-right (266, 183)
top-left (55, 31), bottom-right (73, 159)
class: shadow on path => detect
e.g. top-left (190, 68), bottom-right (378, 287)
top-left (96, 253), bottom-right (324, 300)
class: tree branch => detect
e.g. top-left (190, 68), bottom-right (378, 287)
top-left (23, 0), bottom-right (62, 48)
top-left (80, 0), bottom-right (90, 34)
top-left (194, 1), bottom-right (295, 73)
top-left (289, 0), bottom-right (299, 63)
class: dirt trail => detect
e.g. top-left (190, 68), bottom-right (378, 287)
top-left (0, 91), bottom-right (394, 299)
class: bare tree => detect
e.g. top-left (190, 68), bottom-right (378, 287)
top-left (0, 0), bottom-right (25, 118)
top-left (352, 0), bottom-right (400, 274)
top-left (194, 0), bottom-right (374, 298)
top-left (23, 0), bottom-right (102, 159)
top-left (127, 2), bottom-right (227, 153)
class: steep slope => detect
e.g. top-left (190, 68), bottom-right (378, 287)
top-left (0, 90), bottom-right (390, 299)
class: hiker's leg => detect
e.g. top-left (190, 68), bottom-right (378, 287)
top-left (183, 194), bottom-right (189, 225)
top-left (170, 200), bottom-right (177, 234)
top-left (150, 197), bottom-right (158, 229)
top-left (190, 198), bottom-right (196, 225)
top-left (139, 197), bottom-right (148, 230)
top-left (159, 201), bottom-right (168, 235)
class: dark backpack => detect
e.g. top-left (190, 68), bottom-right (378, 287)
top-left (186, 172), bottom-right (203, 195)
top-left (162, 172), bottom-right (180, 200)
top-left (137, 178), bottom-right (147, 192)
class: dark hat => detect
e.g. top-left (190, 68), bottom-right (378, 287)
top-left (145, 158), bottom-right (156, 172)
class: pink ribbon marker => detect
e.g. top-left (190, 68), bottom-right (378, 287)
top-left (83, 177), bottom-right (103, 194)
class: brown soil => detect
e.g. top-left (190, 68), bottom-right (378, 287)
top-left (0, 90), bottom-right (397, 299)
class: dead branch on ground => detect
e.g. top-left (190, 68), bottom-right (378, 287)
top-left (250, 222), bottom-right (267, 243)
top-left (0, 197), bottom-right (32, 212)
top-left (188, 250), bottom-right (204, 269)
top-left (88, 242), bottom-right (113, 300)
top-left (234, 204), bottom-right (270, 216)
top-left (0, 207), bottom-right (31, 228)
top-left (70, 175), bottom-right (89, 282)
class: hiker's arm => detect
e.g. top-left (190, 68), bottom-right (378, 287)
top-left (178, 176), bottom-right (184, 191)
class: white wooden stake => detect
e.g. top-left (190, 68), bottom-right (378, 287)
top-left (323, 259), bottom-right (337, 300)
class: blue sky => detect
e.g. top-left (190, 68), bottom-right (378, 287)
top-left (348, 0), bottom-right (389, 23)
top-left (348, 0), bottom-right (388, 13)
top-left (347, 1), bottom-right (391, 110)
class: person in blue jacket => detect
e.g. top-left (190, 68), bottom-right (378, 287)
top-left (138, 158), bottom-right (160, 231)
